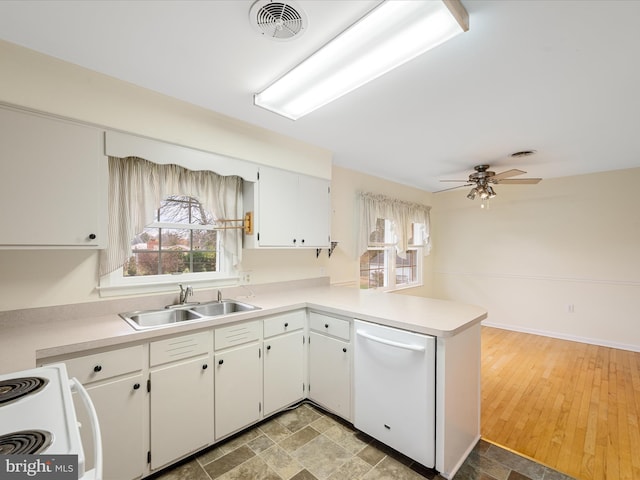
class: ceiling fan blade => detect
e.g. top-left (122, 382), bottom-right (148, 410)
top-left (491, 169), bottom-right (526, 180)
top-left (496, 178), bottom-right (542, 184)
top-left (434, 183), bottom-right (473, 193)
top-left (440, 179), bottom-right (471, 183)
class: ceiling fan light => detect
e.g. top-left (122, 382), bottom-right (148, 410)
top-left (467, 188), bottom-right (477, 200)
top-left (486, 185), bottom-right (496, 198)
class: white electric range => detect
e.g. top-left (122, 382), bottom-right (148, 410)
top-left (0, 363), bottom-right (102, 479)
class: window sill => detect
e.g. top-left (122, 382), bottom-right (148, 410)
top-left (391, 282), bottom-right (424, 292)
top-left (362, 282), bottom-right (423, 293)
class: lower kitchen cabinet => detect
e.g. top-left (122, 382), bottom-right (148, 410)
top-left (308, 312), bottom-right (352, 420)
top-left (81, 374), bottom-right (146, 480)
top-left (214, 342), bottom-right (262, 439)
top-left (149, 332), bottom-right (214, 471)
top-left (47, 344), bottom-right (146, 480)
top-left (263, 311), bottom-right (306, 415)
top-left (214, 321), bottom-right (263, 440)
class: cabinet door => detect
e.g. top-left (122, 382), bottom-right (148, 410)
top-left (264, 332), bottom-right (305, 416)
top-left (308, 332), bottom-right (351, 420)
top-left (150, 354), bottom-right (214, 470)
top-left (75, 374), bottom-right (145, 480)
top-left (297, 175), bottom-right (330, 248)
top-left (257, 167), bottom-right (298, 246)
top-left (0, 106), bottom-right (106, 247)
top-left (214, 343), bottom-right (262, 439)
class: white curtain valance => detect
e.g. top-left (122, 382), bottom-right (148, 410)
top-left (357, 192), bottom-right (431, 258)
top-left (99, 156), bottom-right (243, 277)
top-left (104, 130), bottom-right (259, 181)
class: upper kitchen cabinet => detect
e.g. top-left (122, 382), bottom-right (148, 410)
top-left (244, 166), bottom-right (331, 248)
top-left (0, 106), bottom-right (107, 248)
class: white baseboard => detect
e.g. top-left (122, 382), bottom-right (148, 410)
top-left (439, 434), bottom-right (481, 479)
top-left (482, 321), bottom-right (640, 353)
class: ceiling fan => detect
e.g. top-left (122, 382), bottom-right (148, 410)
top-left (437, 164), bottom-right (542, 204)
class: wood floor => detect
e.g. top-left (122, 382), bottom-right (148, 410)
top-left (481, 326), bottom-right (640, 480)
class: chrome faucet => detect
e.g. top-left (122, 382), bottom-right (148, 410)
top-left (179, 284), bottom-right (193, 304)
top-left (217, 289), bottom-right (222, 303)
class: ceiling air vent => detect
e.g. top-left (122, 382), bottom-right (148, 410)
top-left (249, 0), bottom-right (307, 41)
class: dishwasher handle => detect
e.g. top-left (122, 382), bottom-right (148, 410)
top-left (356, 330), bottom-right (426, 352)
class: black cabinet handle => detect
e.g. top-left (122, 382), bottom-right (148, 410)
top-left (284, 322), bottom-right (289, 328)
top-left (301, 239), bottom-right (305, 244)
top-left (88, 233), bottom-right (97, 240)
top-left (93, 365), bottom-right (102, 373)
top-left (133, 383), bottom-right (140, 390)
top-left (325, 323), bottom-right (329, 328)
top-left (218, 359), bottom-right (224, 365)
top-left (293, 239), bottom-right (297, 244)
top-left (266, 345), bottom-right (271, 350)
top-left (343, 348), bottom-right (347, 353)
top-left (202, 364), bottom-right (208, 370)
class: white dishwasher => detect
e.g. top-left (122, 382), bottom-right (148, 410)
top-left (354, 320), bottom-right (436, 468)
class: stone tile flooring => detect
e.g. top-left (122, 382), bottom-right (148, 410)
top-left (150, 403), bottom-right (575, 480)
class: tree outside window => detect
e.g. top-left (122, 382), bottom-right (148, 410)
top-left (124, 196), bottom-right (219, 277)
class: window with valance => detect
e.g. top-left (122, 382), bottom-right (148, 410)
top-left (357, 192), bottom-right (431, 290)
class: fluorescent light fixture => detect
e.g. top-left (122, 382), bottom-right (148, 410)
top-left (254, 0), bottom-right (469, 120)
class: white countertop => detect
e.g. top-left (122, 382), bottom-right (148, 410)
top-left (0, 285), bottom-right (487, 374)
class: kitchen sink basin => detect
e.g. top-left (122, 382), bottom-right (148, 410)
top-left (190, 300), bottom-right (259, 316)
top-left (120, 300), bottom-right (260, 330)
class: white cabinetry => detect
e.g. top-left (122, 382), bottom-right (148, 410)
top-left (214, 321), bottom-right (262, 440)
top-left (0, 106), bottom-right (107, 248)
top-left (307, 312), bottom-right (351, 420)
top-left (263, 310), bottom-right (306, 416)
top-left (149, 331), bottom-right (214, 470)
top-left (52, 345), bottom-right (146, 480)
top-left (245, 166), bottom-right (331, 248)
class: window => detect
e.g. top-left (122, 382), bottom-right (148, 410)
top-left (359, 219), bottom-right (425, 290)
top-left (98, 156), bottom-right (244, 296)
top-left (357, 192), bottom-right (430, 291)
top-left (124, 196), bottom-right (219, 277)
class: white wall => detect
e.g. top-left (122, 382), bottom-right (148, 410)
top-left (432, 167), bottom-right (640, 351)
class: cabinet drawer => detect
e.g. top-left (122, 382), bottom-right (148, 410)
top-left (309, 312), bottom-right (350, 340)
top-left (264, 310), bottom-right (305, 338)
top-left (215, 321), bottom-right (261, 350)
top-left (150, 331), bottom-right (212, 367)
top-left (64, 345), bottom-right (144, 384)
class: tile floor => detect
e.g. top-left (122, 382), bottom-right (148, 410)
top-left (150, 403), bottom-right (575, 480)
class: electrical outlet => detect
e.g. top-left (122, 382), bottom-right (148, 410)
top-left (242, 272), bottom-right (251, 284)
top-left (567, 304), bottom-right (575, 313)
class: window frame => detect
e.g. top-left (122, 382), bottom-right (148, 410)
top-left (359, 220), bottom-right (425, 291)
top-left (98, 195), bottom-right (239, 297)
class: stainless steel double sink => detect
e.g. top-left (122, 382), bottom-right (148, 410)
top-left (120, 300), bottom-right (260, 330)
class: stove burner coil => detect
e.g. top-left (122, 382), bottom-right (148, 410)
top-left (0, 430), bottom-right (53, 455)
top-left (0, 377), bottom-right (48, 406)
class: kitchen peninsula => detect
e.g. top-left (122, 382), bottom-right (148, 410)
top-left (0, 279), bottom-right (486, 479)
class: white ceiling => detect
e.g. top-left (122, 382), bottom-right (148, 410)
top-left (1, 0), bottom-right (640, 192)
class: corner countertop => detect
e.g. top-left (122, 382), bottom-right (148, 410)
top-left (0, 284), bottom-right (487, 375)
